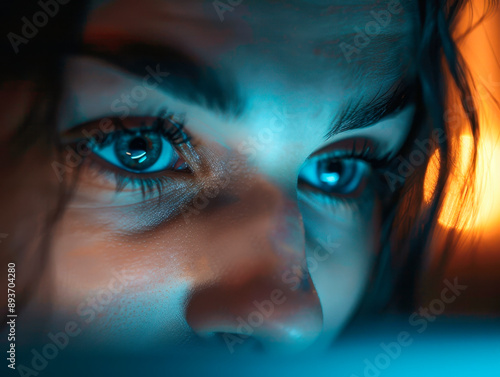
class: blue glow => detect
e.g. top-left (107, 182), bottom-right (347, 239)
top-left (320, 172), bottom-right (340, 184)
top-left (93, 137), bottom-right (177, 173)
top-left (127, 150), bottom-right (147, 160)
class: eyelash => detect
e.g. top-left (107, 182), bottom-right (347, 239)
top-left (300, 139), bottom-right (396, 208)
top-left (86, 158), bottom-right (183, 198)
top-left (102, 111), bottom-right (191, 147)
top-left (70, 118), bottom-right (399, 203)
top-left (69, 111), bottom-right (194, 198)
top-left (310, 139), bottom-right (392, 167)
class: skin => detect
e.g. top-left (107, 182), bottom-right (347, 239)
top-left (15, 0), bottom-right (419, 356)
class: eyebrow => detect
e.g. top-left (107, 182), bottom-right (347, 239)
top-left (324, 80), bottom-right (416, 141)
top-left (79, 41), bottom-right (245, 117)
top-left (79, 41), bottom-right (415, 138)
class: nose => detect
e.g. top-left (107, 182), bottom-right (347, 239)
top-left (185, 174), bottom-right (323, 353)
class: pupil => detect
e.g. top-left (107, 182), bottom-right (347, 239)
top-left (115, 132), bottom-right (162, 171)
top-left (326, 161), bottom-right (342, 174)
top-left (129, 137), bottom-right (148, 152)
top-left (319, 160), bottom-right (343, 185)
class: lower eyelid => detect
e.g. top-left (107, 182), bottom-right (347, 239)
top-left (298, 178), bottom-right (367, 201)
top-left (67, 176), bottom-right (201, 216)
top-left (66, 159), bottom-right (202, 214)
top-left (63, 131), bottom-right (197, 193)
top-left (297, 184), bottom-right (372, 215)
top-left (79, 155), bottom-right (192, 192)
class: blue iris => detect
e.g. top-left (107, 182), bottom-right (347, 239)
top-left (92, 130), bottom-right (179, 173)
top-left (299, 157), bottom-right (368, 195)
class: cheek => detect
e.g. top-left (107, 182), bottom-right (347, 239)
top-left (301, 195), bottom-right (381, 334)
top-left (43, 210), bottom-right (207, 347)
top-left (37, 144), bottom-right (240, 346)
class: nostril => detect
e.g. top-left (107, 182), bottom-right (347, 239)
top-left (185, 277), bottom-right (324, 354)
top-left (213, 332), bottom-right (265, 354)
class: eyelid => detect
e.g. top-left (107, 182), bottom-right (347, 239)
top-left (60, 117), bottom-right (149, 145)
top-left (313, 104), bottom-right (416, 162)
top-left (60, 110), bottom-right (192, 146)
top-left (305, 138), bottom-right (386, 165)
top-left (325, 84), bottom-right (417, 141)
top-left (86, 153), bottom-right (194, 182)
top-left (62, 113), bottom-right (203, 175)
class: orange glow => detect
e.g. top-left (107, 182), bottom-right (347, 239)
top-left (425, 133), bottom-right (500, 230)
top-left (424, 1), bottom-right (500, 232)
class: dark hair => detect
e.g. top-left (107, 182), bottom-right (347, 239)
top-left (364, 0), bottom-right (498, 313)
top-left (0, 1), bottom-right (87, 317)
top-left (0, 0), bottom-right (496, 320)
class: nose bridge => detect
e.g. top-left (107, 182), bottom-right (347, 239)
top-left (259, 178), bottom-right (307, 264)
top-left (185, 173), bottom-right (323, 352)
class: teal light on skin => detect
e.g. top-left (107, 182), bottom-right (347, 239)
top-left (286, 328), bottom-right (303, 341)
top-left (41, 0), bottom-right (420, 358)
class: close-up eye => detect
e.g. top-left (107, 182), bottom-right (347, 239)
top-left (67, 113), bottom-right (193, 176)
top-left (298, 156), bottom-right (371, 196)
top-left (3, 1), bottom-right (499, 377)
top-left (59, 113), bottom-right (201, 201)
top-left (93, 126), bottom-right (189, 174)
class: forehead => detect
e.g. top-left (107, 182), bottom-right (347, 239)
top-left (84, 0), bottom-right (419, 95)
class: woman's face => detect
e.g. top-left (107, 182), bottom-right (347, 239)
top-left (27, 0), bottom-right (419, 354)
